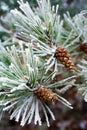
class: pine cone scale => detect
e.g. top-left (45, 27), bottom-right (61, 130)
top-left (34, 87), bottom-right (58, 104)
top-left (54, 46), bottom-right (75, 72)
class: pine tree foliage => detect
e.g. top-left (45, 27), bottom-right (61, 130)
top-left (0, 0), bottom-right (87, 127)
top-left (78, 59), bottom-right (87, 102)
top-left (63, 11), bottom-right (87, 44)
top-left (0, 43), bottom-right (75, 126)
top-left (10, 0), bottom-right (87, 77)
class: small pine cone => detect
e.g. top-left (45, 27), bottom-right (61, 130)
top-left (54, 46), bottom-right (75, 72)
top-left (80, 43), bottom-right (87, 53)
top-left (34, 87), bottom-right (58, 104)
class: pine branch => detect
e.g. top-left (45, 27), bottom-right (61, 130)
top-left (0, 43), bottom-right (74, 126)
top-left (0, 0), bottom-right (87, 127)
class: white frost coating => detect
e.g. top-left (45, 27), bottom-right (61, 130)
top-left (11, 83), bottom-right (26, 92)
top-left (0, 77), bottom-right (8, 82)
top-left (84, 94), bottom-right (87, 102)
top-left (34, 100), bottom-right (42, 125)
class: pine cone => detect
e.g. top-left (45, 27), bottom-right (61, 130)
top-left (80, 43), bottom-right (87, 53)
top-left (34, 87), bottom-right (58, 104)
top-left (54, 46), bottom-right (75, 72)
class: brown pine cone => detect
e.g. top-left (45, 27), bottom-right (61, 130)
top-left (54, 46), bottom-right (75, 72)
top-left (34, 86), bottom-right (58, 104)
top-left (80, 43), bottom-right (87, 53)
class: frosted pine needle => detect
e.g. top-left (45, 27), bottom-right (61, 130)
top-left (0, 43), bottom-right (74, 126)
